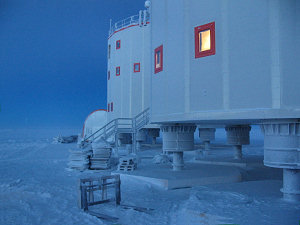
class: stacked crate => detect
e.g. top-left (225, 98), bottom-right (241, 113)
top-left (117, 157), bottom-right (137, 171)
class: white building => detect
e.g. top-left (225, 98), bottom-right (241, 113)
top-left (84, 0), bottom-right (300, 201)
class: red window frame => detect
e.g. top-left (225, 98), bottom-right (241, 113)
top-left (116, 67), bottom-right (120, 76)
top-left (194, 22), bottom-right (216, 58)
top-left (111, 102), bottom-right (113, 112)
top-left (108, 71), bottom-right (110, 80)
top-left (108, 103), bottom-right (110, 112)
top-left (116, 40), bottom-right (121, 49)
top-left (134, 63), bottom-right (140, 73)
top-left (154, 45), bottom-right (163, 74)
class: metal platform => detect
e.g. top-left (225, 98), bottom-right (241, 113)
top-left (112, 163), bottom-right (242, 190)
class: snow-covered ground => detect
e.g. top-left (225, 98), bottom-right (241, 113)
top-left (0, 128), bottom-right (299, 225)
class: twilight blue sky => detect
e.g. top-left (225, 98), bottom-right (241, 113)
top-left (0, 0), bottom-right (145, 129)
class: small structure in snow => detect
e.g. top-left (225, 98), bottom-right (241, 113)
top-left (118, 157), bottom-right (137, 172)
top-left (53, 135), bottom-right (78, 144)
top-left (68, 148), bottom-right (92, 171)
top-left (153, 154), bottom-right (171, 164)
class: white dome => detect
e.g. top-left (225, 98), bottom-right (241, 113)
top-left (82, 109), bottom-right (107, 138)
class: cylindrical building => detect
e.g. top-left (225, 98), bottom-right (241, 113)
top-left (107, 12), bottom-right (150, 122)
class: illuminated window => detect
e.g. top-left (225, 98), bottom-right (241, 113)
top-left (108, 71), bottom-right (110, 80)
top-left (108, 45), bottom-right (111, 59)
top-left (194, 22), bottom-right (215, 58)
top-left (116, 40), bottom-right (121, 49)
top-left (134, 63), bottom-right (140, 73)
top-left (154, 45), bottom-right (163, 74)
top-left (111, 102), bottom-right (113, 112)
top-left (108, 103), bottom-right (110, 112)
top-left (116, 67), bottom-right (120, 76)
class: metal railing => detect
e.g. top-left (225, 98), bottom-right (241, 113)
top-left (134, 107), bottom-right (150, 131)
top-left (81, 108), bottom-right (150, 147)
top-left (108, 11), bottom-right (150, 36)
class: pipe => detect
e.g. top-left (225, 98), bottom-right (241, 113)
top-left (143, 10), bottom-right (147, 26)
top-left (139, 10), bottom-right (143, 26)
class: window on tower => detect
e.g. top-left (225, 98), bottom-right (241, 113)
top-left (116, 67), bottom-right (120, 76)
top-left (154, 45), bottom-right (163, 74)
top-left (134, 63), bottom-right (140, 73)
top-left (194, 22), bottom-right (215, 58)
top-left (116, 40), bottom-right (121, 49)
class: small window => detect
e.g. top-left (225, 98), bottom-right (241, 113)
top-left (108, 103), bottom-right (110, 112)
top-left (116, 67), bottom-right (120, 76)
top-left (116, 40), bottom-right (121, 49)
top-left (108, 44), bottom-right (111, 59)
top-left (194, 22), bottom-right (215, 58)
top-left (134, 63), bottom-right (140, 73)
top-left (111, 102), bottom-right (113, 112)
top-left (108, 71), bottom-right (110, 80)
top-left (154, 45), bottom-right (163, 74)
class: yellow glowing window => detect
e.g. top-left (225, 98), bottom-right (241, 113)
top-left (199, 29), bottom-right (211, 52)
top-left (194, 22), bottom-right (215, 58)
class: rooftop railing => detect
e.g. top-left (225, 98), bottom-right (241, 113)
top-left (108, 10), bottom-right (150, 37)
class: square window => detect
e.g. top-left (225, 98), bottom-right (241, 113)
top-left (116, 67), bottom-right (120, 76)
top-left (108, 103), bottom-right (110, 112)
top-left (134, 63), bottom-right (140, 73)
top-left (116, 40), bottom-right (121, 49)
top-left (194, 22), bottom-right (215, 58)
top-left (111, 102), bottom-right (113, 112)
top-left (108, 71), bottom-right (110, 80)
top-left (154, 45), bottom-right (163, 74)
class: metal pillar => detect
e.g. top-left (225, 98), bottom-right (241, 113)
top-left (233, 145), bottom-right (242, 160)
top-left (261, 120), bottom-right (300, 201)
top-left (198, 128), bottom-right (216, 157)
top-left (161, 124), bottom-right (196, 171)
top-left (225, 125), bottom-right (251, 160)
top-left (152, 137), bottom-right (156, 145)
top-left (148, 128), bottom-right (160, 145)
top-left (173, 152), bottom-right (184, 171)
top-left (135, 129), bottom-right (147, 152)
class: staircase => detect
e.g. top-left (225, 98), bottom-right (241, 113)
top-left (80, 108), bottom-right (150, 152)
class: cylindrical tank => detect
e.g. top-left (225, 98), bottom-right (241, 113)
top-left (107, 13), bottom-right (150, 123)
top-left (150, 0), bottom-right (300, 125)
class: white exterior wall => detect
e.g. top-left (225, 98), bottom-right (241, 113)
top-left (150, 0), bottom-right (300, 124)
top-left (107, 23), bottom-right (150, 122)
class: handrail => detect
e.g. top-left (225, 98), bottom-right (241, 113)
top-left (81, 108), bottom-right (150, 147)
top-left (108, 11), bottom-right (150, 37)
top-left (109, 14), bottom-right (139, 36)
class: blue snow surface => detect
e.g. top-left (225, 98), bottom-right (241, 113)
top-left (0, 128), bottom-right (299, 225)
